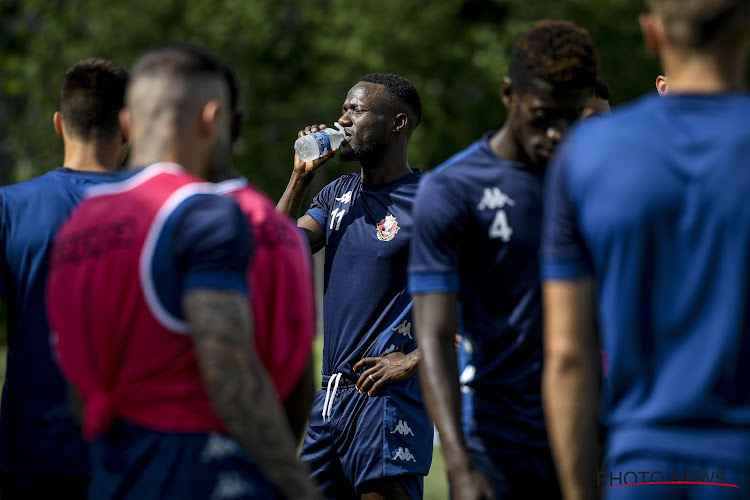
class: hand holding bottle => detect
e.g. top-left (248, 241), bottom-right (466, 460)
top-left (292, 123), bottom-right (344, 177)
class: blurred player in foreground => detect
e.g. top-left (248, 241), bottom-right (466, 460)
top-left (46, 43), bottom-right (320, 500)
top-left (542, 1), bottom-right (750, 498)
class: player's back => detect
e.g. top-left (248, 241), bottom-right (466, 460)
top-left (217, 178), bottom-right (314, 401)
top-left (559, 92), bottom-right (750, 463)
top-left (0, 167), bottom-right (127, 476)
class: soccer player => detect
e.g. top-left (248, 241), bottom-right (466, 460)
top-left (46, 43), bottom-right (320, 500)
top-left (215, 61), bottom-right (315, 441)
top-left (582, 77), bottom-right (611, 118)
top-left (408, 20), bottom-right (597, 499)
top-left (541, 1), bottom-right (750, 499)
top-left (277, 73), bottom-right (433, 499)
top-left (0, 58), bottom-right (128, 500)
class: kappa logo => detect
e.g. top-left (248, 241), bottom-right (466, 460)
top-left (376, 214), bottom-right (400, 241)
top-left (391, 447), bottom-right (417, 462)
top-left (459, 364), bottom-right (476, 385)
top-left (477, 187), bottom-right (515, 211)
top-left (391, 420), bottom-right (415, 436)
top-left (382, 344), bottom-right (397, 355)
top-left (201, 433), bottom-right (240, 463)
top-left (210, 472), bottom-right (254, 500)
top-left (335, 190), bottom-right (353, 204)
top-left (392, 320), bottom-right (412, 339)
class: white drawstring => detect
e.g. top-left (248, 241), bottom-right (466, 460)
top-left (321, 373), bottom-right (342, 422)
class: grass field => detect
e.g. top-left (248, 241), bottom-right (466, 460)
top-left (310, 337), bottom-right (449, 499)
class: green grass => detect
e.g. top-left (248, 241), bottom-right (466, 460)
top-left (311, 337), bottom-right (449, 499)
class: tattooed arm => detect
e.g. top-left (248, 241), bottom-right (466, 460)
top-left (185, 289), bottom-right (321, 500)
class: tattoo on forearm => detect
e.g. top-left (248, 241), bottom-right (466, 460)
top-left (185, 290), bottom-right (318, 500)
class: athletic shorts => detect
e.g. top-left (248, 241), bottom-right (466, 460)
top-left (90, 420), bottom-right (278, 500)
top-left (602, 452), bottom-right (750, 500)
top-left (300, 374), bottom-right (433, 499)
top-left (464, 445), bottom-right (561, 500)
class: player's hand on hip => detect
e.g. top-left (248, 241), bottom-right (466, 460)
top-left (293, 124), bottom-right (337, 177)
top-left (354, 351), bottom-right (417, 396)
top-left (450, 468), bottom-right (495, 500)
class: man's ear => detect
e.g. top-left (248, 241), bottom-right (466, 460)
top-left (393, 112), bottom-right (408, 134)
top-left (200, 99), bottom-right (221, 138)
top-left (119, 108), bottom-right (132, 143)
top-left (655, 75), bottom-right (668, 96)
top-left (501, 77), bottom-right (513, 110)
top-left (53, 112), bottom-right (64, 139)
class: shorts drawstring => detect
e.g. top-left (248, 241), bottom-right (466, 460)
top-left (322, 373), bottom-right (343, 421)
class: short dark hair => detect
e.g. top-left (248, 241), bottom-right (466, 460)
top-left (60, 58), bottom-right (128, 141)
top-left (593, 76), bottom-right (611, 100)
top-left (130, 41), bottom-right (227, 84)
top-left (359, 73), bottom-right (423, 127)
top-left (508, 20), bottom-right (597, 92)
top-left (649, 0), bottom-right (750, 48)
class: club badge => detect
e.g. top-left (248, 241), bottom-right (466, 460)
top-left (376, 214), bottom-right (400, 242)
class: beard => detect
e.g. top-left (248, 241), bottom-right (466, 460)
top-left (339, 129), bottom-right (388, 163)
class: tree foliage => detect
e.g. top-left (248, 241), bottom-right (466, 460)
top-left (0, 0), bottom-right (659, 200)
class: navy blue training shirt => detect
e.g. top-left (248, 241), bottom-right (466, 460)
top-left (408, 133), bottom-right (549, 453)
top-left (306, 170), bottom-right (421, 381)
top-left (0, 167), bottom-right (133, 475)
top-left (542, 92), bottom-right (750, 465)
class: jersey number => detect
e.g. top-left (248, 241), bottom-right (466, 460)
top-left (330, 208), bottom-right (346, 231)
top-left (489, 210), bottom-right (513, 241)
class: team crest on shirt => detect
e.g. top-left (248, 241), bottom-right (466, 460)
top-left (376, 214), bottom-right (400, 241)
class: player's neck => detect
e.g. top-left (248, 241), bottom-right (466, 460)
top-left (62, 140), bottom-right (121, 173)
top-left (359, 149), bottom-right (412, 185)
top-left (661, 45), bottom-right (748, 94)
top-left (490, 124), bottom-right (532, 168)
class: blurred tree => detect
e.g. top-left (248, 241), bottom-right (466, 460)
top-left (0, 0), bottom-right (660, 202)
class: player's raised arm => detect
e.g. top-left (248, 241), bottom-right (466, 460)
top-left (277, 124), bottom-right (336, 253)
top-left (185, 288), bottom-right (321, 500)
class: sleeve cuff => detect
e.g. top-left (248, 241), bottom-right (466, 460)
top-left (183, 271), bottom-right (248, 295)
top-left (408, 272), bottom-right (460, 294)
top-left (540, 257), bottom-right (594, 281)
top-left (306, 208), bottom-right (327, 229)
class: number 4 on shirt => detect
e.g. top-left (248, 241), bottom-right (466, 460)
top-left (489, 209), bottom-right (512, 242)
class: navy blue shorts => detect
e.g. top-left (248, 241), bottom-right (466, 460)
top-left (90, 420), bottom-right (278, 500)
top-left (602, 452), bottom-right (750, 500)
top-left (300, 375), bottom-right (433, 499)
top-left (464, 446), bottom-right (561, 500)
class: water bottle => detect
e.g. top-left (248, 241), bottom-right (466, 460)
top-left (294, 123), bottom-right (346, 162)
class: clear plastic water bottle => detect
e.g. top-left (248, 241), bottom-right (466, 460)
top-left (294, 123), bottom-right (346, 162)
